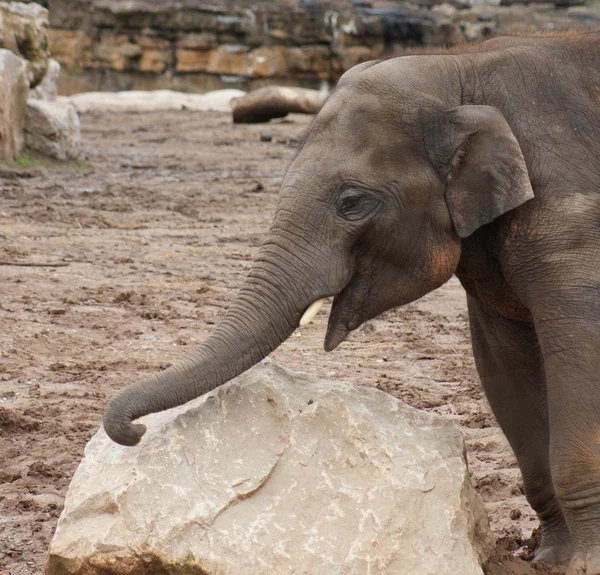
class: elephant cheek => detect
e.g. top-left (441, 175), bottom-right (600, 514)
top-left (342, 244), bottom-right (460, 327)
top-left (426, 239), bottom-right (461, 287)
top-left (323, 240), bottom-right (460, 352)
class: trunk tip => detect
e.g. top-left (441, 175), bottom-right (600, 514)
top-left (103, 401), bottom-right (147, 446)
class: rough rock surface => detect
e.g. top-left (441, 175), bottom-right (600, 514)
top-left (0, 1), bottom-right (49, 87)
top-left (47, 361), bottom-right (494, 575)
top-left (30, 57), bottom-right (60, 100)
top-left (24, 98), bottom-right (80, 159)
top-left (47, 0), bottom-right (595, 95)
top-left (48, 0), bottom-right (464, 94)
top-left (0, 48), bottom-right (28, 162)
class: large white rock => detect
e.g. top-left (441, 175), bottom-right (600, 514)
top-left (25, 98), bottom-right (81, 160)
top-left (0, 48), bottom-right (28, 162)
top-left (46, 361), bottom-right (494, 575)
top-left (62, 89), bottom-right (245, 114)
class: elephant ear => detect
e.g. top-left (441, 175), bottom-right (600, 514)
top-left (436, 105), bottom-right (534, 238)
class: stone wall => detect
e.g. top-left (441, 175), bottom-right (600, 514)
top-left (45, 0), bottom-right (598, 95)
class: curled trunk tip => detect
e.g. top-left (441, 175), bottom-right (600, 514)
top-left (103, 398), bottom-right (147, 446)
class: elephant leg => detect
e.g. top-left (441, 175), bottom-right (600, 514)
top-left (531, 303), bottom-right (600, 575)
top-left (467, 296), bottom-right (573, 565)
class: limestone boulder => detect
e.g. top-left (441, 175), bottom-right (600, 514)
top-left (0, 1), bottom-right (49, 87)
top-left (0, 48), bottom-right (28, 162)
top-left (46, 361), bottom-right (494, 575)
top-left (30, 58), bottom-right (60, 100)
top-left (25, 99), bottom-right (81, 160)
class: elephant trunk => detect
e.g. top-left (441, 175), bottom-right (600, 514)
top-left (103, 229), bottom-right (342, 446)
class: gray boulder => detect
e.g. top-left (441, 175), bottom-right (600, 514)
top-left (25, 98), bottom-right (80, 160)
top-left (0, 48), bottom-right (28, 162)
top-left (46, 361), bottom-right (494, 575)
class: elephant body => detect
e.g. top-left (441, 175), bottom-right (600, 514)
top-left (104, 32), bottom-right (600, 573)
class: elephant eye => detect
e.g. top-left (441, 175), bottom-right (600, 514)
top-left (340, 195), bottom-right (361, 214)
top-left (336, 189), bottom-right (379, 221)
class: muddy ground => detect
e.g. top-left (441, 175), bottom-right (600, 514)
top-left (0, 110), bottom-right (564, 575)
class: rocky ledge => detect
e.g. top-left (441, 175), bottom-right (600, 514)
top-left (46, 0), bottom-right (599, 95)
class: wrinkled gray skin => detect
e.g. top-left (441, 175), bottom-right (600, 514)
top-left (105, 33), bottom-right (600, 573)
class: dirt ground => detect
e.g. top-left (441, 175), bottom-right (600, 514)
top-left (0, 110), bottom-right (564, 575)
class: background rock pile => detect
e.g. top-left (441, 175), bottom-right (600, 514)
top-left (45, 0), bottom-right (600, 94)
top-left (0, 1), bottom-right (80, 162)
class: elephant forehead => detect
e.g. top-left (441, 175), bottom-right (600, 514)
top-left (283, 77), bottom-right (436, 191)
top-left (283, 138), bottom-right (430, 204)
top-left (287, 142), bottom-right (380, 187)
top-left (311, 89), bottom-right (390, 138)
top-left (294, 122), bottom-right (418, 176)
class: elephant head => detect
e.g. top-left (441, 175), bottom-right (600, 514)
top-left (104, 56), bottom-right (533, 446)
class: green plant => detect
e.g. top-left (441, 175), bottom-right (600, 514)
top-left (8, 148), bottom-right (90, 172)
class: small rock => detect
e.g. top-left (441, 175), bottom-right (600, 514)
top-left (24, 99), bottom-right (81, 160)
top-left (47, 361), bottom-right (494, 575)
top-left (47, 307), bottom-right (67, 315)
top-left (431, 3), bottom-right (457, 17)
top-left (461, 21), bottom-right (496, 42)
top-left (510, 508), bottom-right (522, 520)
top-left (260, 131), bottom-right (272, 142)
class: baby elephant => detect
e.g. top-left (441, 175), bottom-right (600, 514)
top-left (104, 32), bottom-right (600, 574)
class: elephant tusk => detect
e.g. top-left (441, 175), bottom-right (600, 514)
top-left (299, 298), bottom-right (327, 326)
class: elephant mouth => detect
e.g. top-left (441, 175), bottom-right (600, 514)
top-left (323, 274), bottom-right (372, 351)
top-left (323, 297), bottom-right (362, 351)
top-left (323, 302), bottom-right (352, 351)
top-left (298, 267), bottom-right (374, 352)
top-left (299, 294), bottom-right (355, 351)
top-left (298, 293), bottom-right (355, 351)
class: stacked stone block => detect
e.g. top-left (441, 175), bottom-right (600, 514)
top-left (46, 0), bottom-right (464, 93)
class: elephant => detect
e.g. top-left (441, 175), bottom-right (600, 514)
top-left (104, 32), bottom-right (600, 573)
